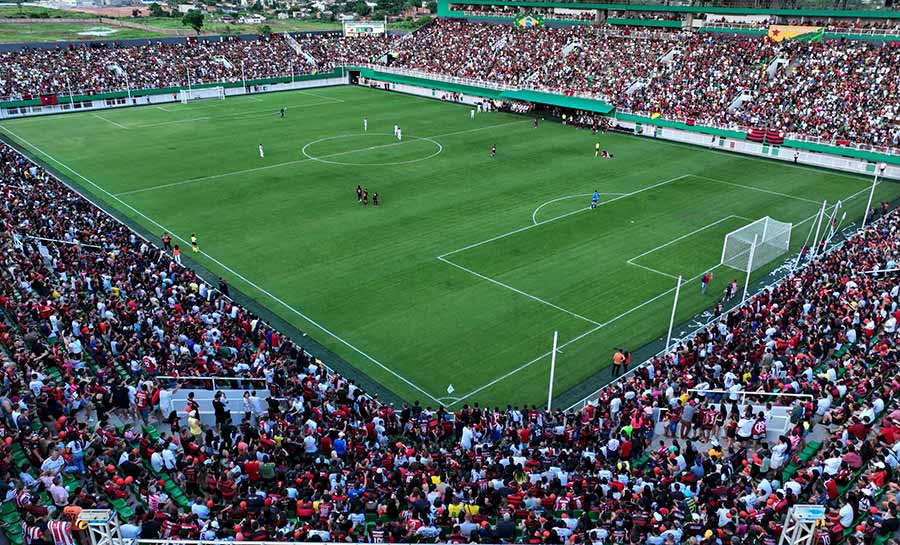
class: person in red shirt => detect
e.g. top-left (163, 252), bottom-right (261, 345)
top-left (244, 459), bottom-right (260, 483)
top-left (134, 384), bottom-right (150, 423)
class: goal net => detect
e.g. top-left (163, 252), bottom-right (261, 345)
top-left (179, 86), bottom-right (225, 104)
top-left (721, 216), bottom-right (792, 272)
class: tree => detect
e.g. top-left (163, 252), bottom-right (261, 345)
top-left (354, 1), bottom-right (370, 15)
top-left (258, 24), bottom-right (272, 35)
top-left (148, 2), bottom-right (167, 16)
top-left (250, 1), bottom-right (263, 12)
top-left (182, 9), bottom-right (205, 33)
top-left (132, 8), bottom-right (141, 17)
top-left (426, 0), bottom-right (436, 12)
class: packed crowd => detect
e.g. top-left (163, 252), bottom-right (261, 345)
top-left (3, 119), bottom-right (900, 545)
top-left (621, 34), bottom-right (775, 127)
top-left (454, 5), bottom-right (595, 21)
top-left (2, 20), bottom-right (899, 147)
top-left (732, 40), bottom-right (900, 149)
top-left (0, 34), bottom-right (386, 100)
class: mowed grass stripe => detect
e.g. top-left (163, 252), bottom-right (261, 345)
top-left (3, 86), bottom-right (898, 406)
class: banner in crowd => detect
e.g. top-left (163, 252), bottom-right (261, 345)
top-left (746, 127), bottom-right (785, 144)
top-left (514, 14), bottom-right (544, 29)
top-left (767, 25), bottom-right (824, 42)
top-left (343, 21), bottom-right (386, 37)
top-left (39, 94), bottom-right (58, 106)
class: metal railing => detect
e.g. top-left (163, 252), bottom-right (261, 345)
top-left (349, 62), bottom-right (613, 102)
top-left (564, 196), bottom-right (865, 413)
top-left (154, 375), bottom-right (269, 391)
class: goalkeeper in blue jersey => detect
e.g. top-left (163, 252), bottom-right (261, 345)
top-left (591, 190), bottom-right (600, 209)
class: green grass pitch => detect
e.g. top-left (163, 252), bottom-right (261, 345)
top-left (3, 86), bottom-right (898, 408)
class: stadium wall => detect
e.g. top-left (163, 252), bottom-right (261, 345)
top-left (353, 67), bottom-right (900, 179)
top-left (0, 70), bottom-right (348, 119)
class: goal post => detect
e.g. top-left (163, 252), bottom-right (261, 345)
top-left (179, 86), bottom-right (226, 104)
top-left (721, 216), bottom-right (792, 272)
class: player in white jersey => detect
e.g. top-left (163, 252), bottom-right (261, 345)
top-left (258, 144), bottom-right (264, 158)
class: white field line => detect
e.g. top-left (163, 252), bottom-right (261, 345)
top-left (447, 182), bottom-right (874, 406)
top-left (156, 106), bottom-right (175, 113)
top-left (0, 124), bottom-right (444, 406)
top-left (531, 193), bottom-right (626, 225)
top-left (692, 175), bottom-right (822, 205)
top-left (294, 89), bottom-right (345, 103)
top-left (625, 215), bottom-right (751, 279)
top-left (440, 174), bottom-right (692, 259)
top-left (92, 113), bottom-right (129, 130)
top-left (130, 99), bottom-right (339, 129)
top-left (115, 119), bottom-right (530, 196)
top-left (627, 261), bottom-right (679, 280)
top-left (438, 256), bottom-right (601, 326)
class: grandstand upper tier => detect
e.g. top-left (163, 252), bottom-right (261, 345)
top-left (1, 10), bottom-right (898, 151)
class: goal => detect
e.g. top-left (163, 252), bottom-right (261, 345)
top-left (179, 86), bottom-right (226, 104)
top-left (721, 216), bottom-right (792, 272)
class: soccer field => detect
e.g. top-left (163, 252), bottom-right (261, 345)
top-left (3, 86), bottom-right (898, 408)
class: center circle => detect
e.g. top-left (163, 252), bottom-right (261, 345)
top-left (301, 133), bottom-right (443, 166)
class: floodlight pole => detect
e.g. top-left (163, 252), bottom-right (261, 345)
top-left (241, 61), bottom-right (247, 91)
top-left (861, 165), bottom-right (884, 231)
top-left (664, 275), bottom-right (682, 351)
top-left (186, 67), bottom-right (193, 94)
top-left (124, 71), bottom-right (131, 101)
top-left (65, 76), bottom-right (74, 105)
top-left (741, 234), bottom-right (758, 304)
top-left (547, 331), bottom-right (558, 411)
top-left (810, 200), bottom-right (827, 259)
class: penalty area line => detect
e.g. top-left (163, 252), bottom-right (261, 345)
top-left (0, 124), bottom-right (445, 406)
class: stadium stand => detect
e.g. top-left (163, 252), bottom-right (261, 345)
top-left (1, 23), bottom-right (898, 149)
top-left (2, 128), bottom-right (900, 545)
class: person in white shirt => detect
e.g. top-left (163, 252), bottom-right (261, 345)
top-left (258, 144), bottom-right (264, 158)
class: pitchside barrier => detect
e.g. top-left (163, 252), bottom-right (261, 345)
top-left (153, 375), bottom-right (270, 427)
top-left (564, 209), bottom-right (862, 413)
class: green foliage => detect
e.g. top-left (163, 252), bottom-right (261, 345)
top-left (354, 0), bottom-right (371, 15)
top-left (258, 23), bottom-right (272, 34)
top-left (181, 8), bottom-right (204, 32)
top-left (148, 3), bottom-right (167, 17)
top-left (250, 1), bottom-right (263, 12)
top-left (132, 9), bottom-right (140, 18)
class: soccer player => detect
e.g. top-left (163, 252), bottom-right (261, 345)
top-left (258, 144), bottom-right (264, 158)
top-left (470, 109), bottom-right (475, 120)
top-left (393, 124), bottom-right (399, 138)
top-left (364, 117), bottom-right (368, 131)
top-left (533, 118), bottom-right (539, 129)
top-left (595, 143), bottom-right (600, 157)
top-left (591, 190), bottom-right (600, 209)
top-left (490, 144), bottom-right (496, 158)
top-left (363, 188), bottom-right (369, 206)
top-left (161, 232), bottom-right (172, 251)
top-left (396, 128), bottom-right (402, 141)
top-left (373, 192), bottom-right (379, 206)
top-left (279, 107), bottom-right (285, 118)
top-left (356, 185), bottom-right (363, 203)
top-left (190, 233), bottom-right (199, 253)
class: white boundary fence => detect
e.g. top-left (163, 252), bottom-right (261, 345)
top-left (0, 76), bottom-right (347, 119)
top-left (564, 213), bottom-right (858, 412)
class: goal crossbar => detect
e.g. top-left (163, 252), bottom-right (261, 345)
top-left (721, 216), bottom-right (792, 273)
